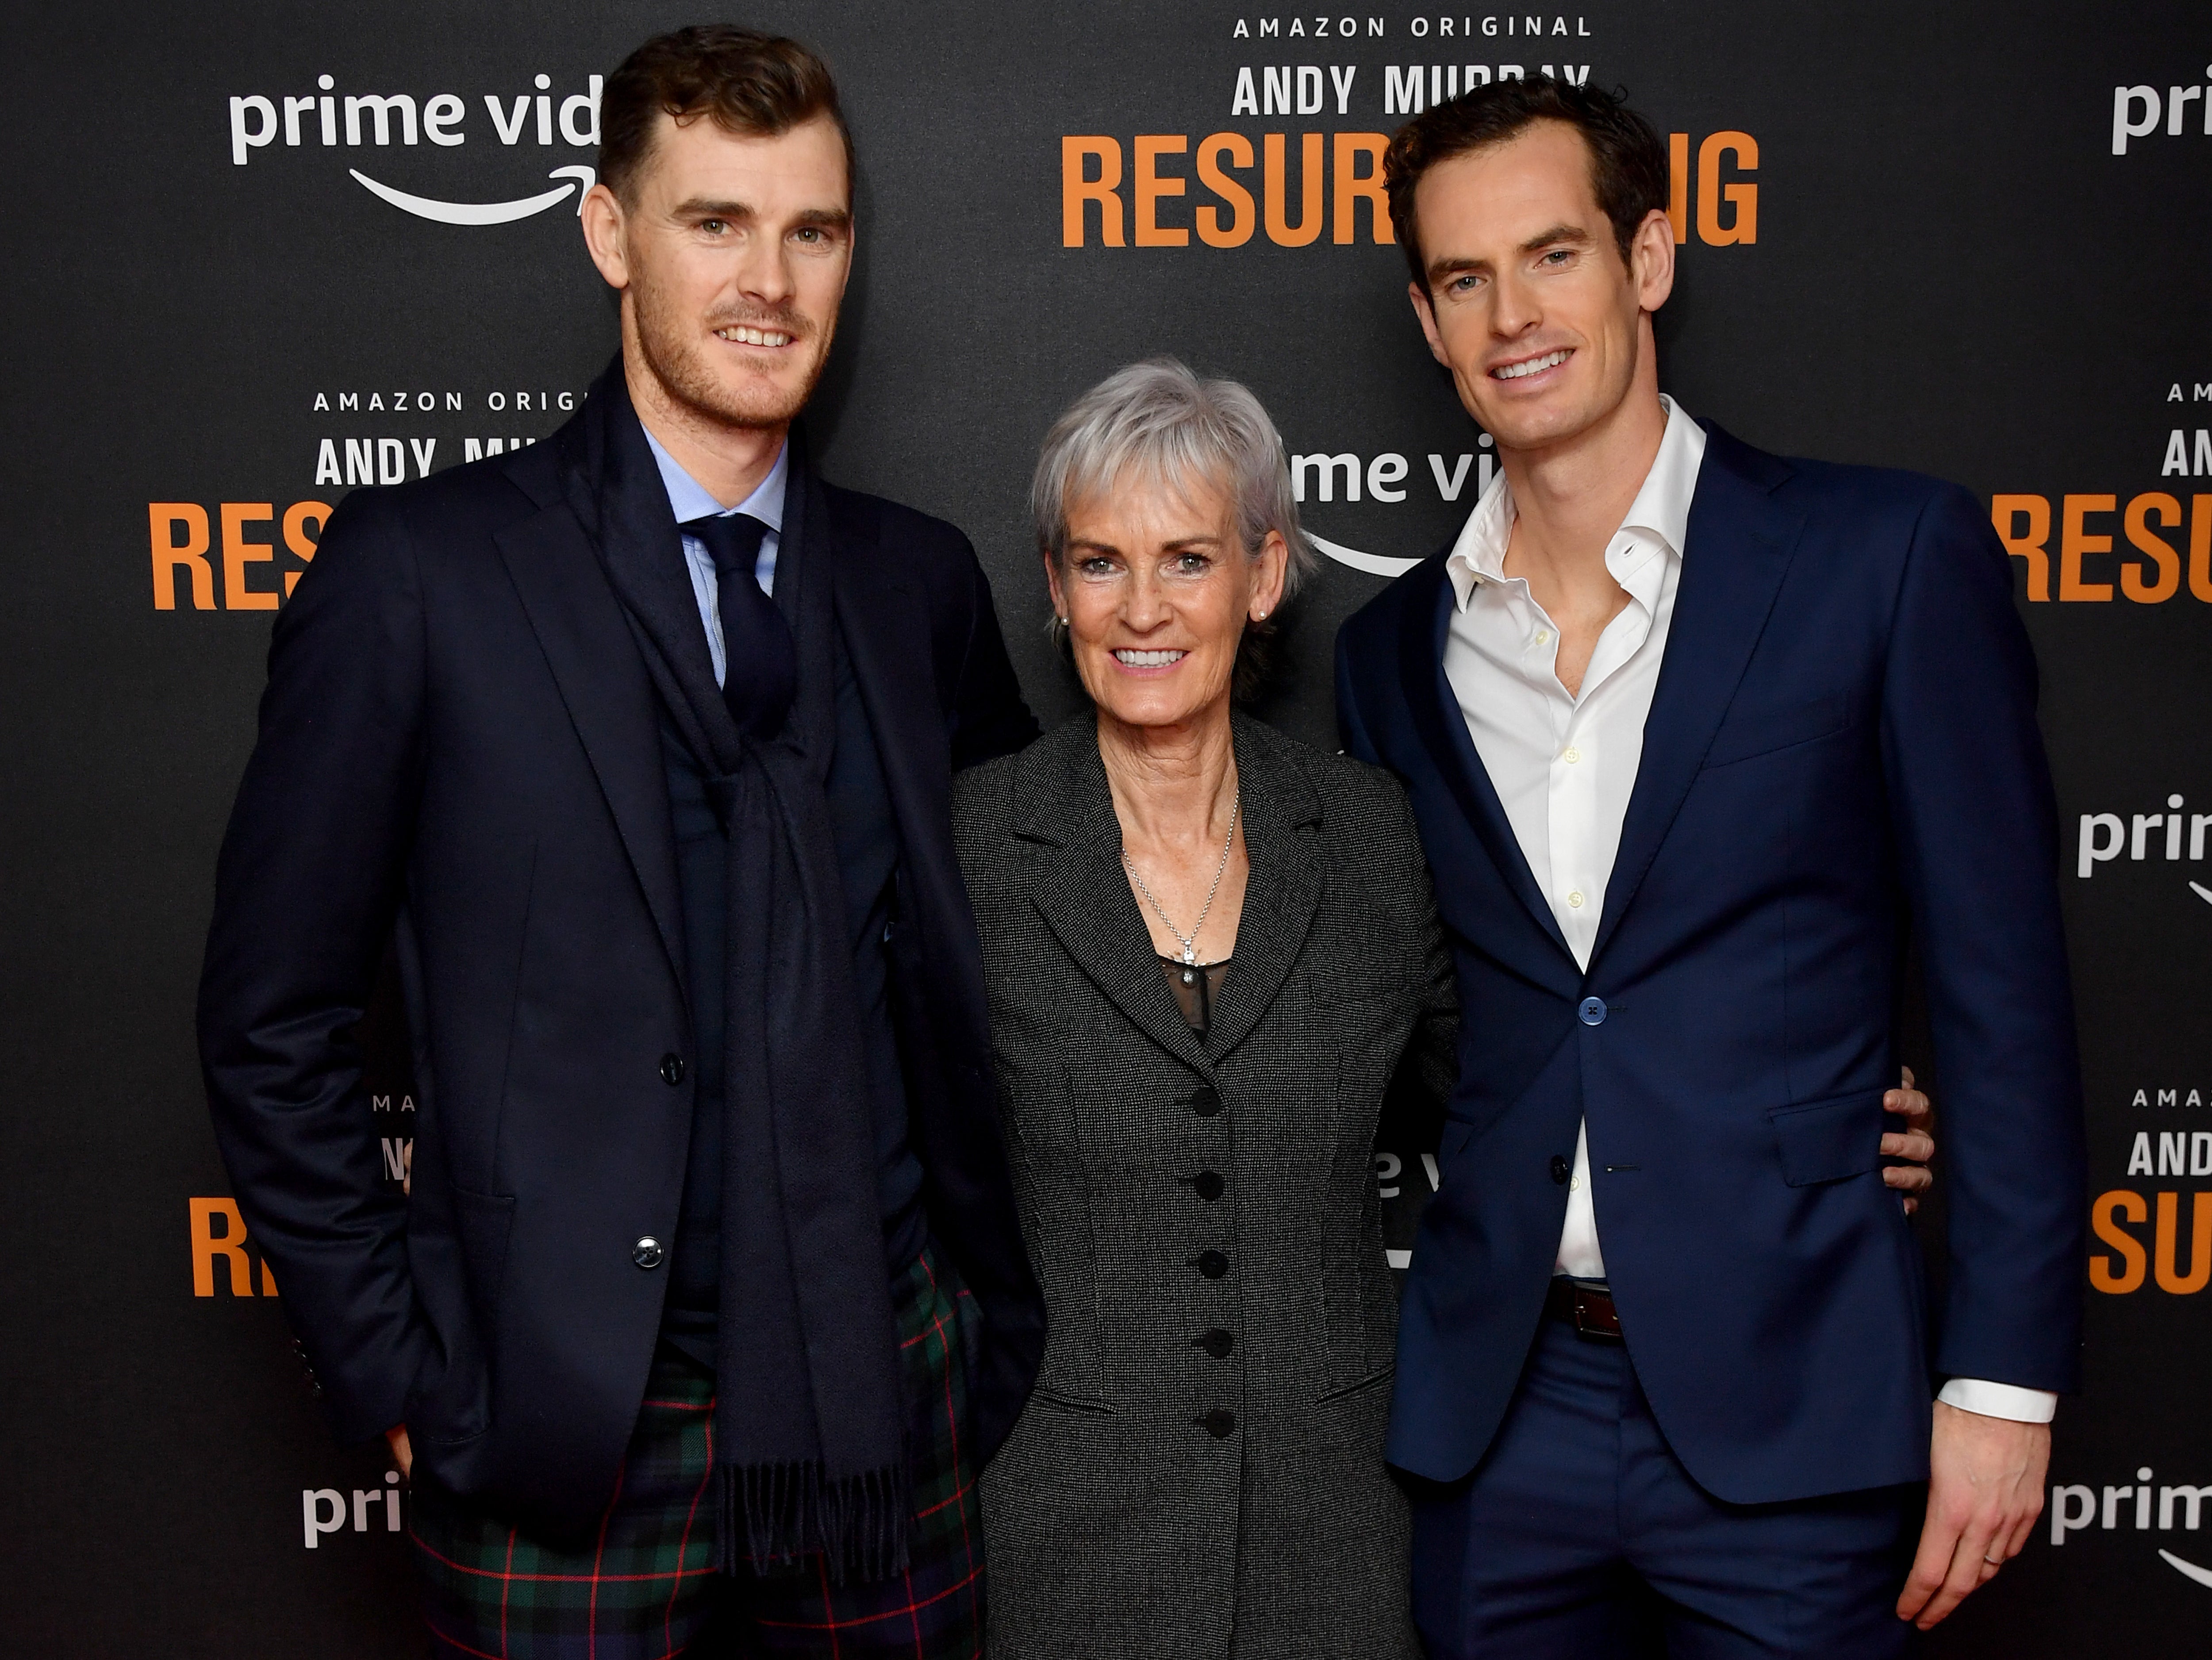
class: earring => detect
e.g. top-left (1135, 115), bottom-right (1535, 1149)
top-left (1253, 609), bottom-right (1268, 620)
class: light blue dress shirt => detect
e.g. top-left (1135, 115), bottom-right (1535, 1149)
top-left (641, 428), bottom-right (789, 690)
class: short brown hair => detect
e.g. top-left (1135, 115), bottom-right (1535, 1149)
top-left (1385, 78), bottom-right (1668, 289)
top-left (599, 25), bottom-right (852, 204)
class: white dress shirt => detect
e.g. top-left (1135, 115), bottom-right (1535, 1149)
top-left (1439, 398), bottom-right (2053, 1425)
top-left (643, 427), bottom-right (788, 689)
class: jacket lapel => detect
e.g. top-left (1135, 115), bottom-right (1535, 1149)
top-left (819, 454), bottom-right (958, 918)
top-left (1018, 725), bottom-right (1220, 1076)
top-left (492, 474), bottom-right (687, 987)
top-left (1587, 426), bottom-right (1805, 968)
top-left (1398, 561), bottom-right (1576, 964)
top-left (1198, 716), bottom-right (1321, 1063)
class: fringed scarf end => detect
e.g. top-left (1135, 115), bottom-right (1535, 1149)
top-left (716, 1456), bottom-right (912, 1585)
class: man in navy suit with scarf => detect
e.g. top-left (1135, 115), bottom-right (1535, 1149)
top-left (199, 27), bottom-right (1039, 1658)
top-left (1336, 80), bottom-right (2086, 1656)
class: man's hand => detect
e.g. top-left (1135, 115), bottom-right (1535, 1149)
top-left (1881, 1066), bottom-right (1935, 1216)
top-left (1896, 1402), bottom-right (2049, 1629)
top-left (385, 1423), bottom-right (413, 1483)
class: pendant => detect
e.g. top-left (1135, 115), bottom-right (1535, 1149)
top-left (1181, 945), bottom-right (1196, 965)
top-left (1181, 968), bottom-right (1196, 985)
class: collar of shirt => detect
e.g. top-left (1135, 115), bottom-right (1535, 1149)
top-left (1444, 395), bottom-right (1706, 615)
top-left (641, 425), bottom-right (788, 536)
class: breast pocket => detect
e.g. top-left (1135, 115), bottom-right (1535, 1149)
top-left (1704, 694), bottom-right (1850, 770)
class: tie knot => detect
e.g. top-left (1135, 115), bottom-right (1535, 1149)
top-left (684, 512), bottom-right (771, 579)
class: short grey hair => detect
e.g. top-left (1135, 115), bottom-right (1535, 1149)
top-left (1031, 359), bottom-right (1318, 666)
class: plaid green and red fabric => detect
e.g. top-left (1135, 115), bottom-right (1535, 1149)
top-left (411, 1246), bottom-right (985, 1659)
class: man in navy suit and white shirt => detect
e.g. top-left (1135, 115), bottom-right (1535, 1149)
top-left (1336, 80), bottom-right (2086, 1655)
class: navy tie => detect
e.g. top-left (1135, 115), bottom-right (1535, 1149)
top-left (684, 512), bottom-right (796, 741)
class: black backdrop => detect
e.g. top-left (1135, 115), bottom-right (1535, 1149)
top-left (2, 2), bottom-right (2208, 1653)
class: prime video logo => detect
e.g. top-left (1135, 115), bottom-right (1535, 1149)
top-left (227, 72), bottom-right (602, 225)
top-left (2111, 66), bottom-right (2212, 154)
top-left (2077, 795), bottom-right (2212, 907)
top-left (2050, 1472), bottom-right (2212, 1591)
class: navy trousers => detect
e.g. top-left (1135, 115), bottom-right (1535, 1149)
top-left (1409, 1313), bottom-right (1920, 1659)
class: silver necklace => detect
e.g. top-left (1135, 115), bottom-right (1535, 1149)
top-left (1123, 784), bottom-right (1241, 976)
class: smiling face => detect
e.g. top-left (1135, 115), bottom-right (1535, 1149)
top-left (1047, 470), bottom-right (1287, 736)
top-left (1408, 119), bottom-right (1672, 457)
top-left (583, 111), bottom-right (851, 433)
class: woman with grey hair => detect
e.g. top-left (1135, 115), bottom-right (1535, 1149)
top-left (951, 358), bottom-right (1447, 1656)
top-left (953, 361), bottom-right (1937, 1656)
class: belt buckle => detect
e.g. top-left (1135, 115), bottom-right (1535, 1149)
top-left (1568, 1282), bottom-right (1623, 1345)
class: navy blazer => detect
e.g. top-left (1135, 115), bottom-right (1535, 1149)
top-left (198, 418), bottom-right (1044, 1540)
top-left (1335, 423), bottom-right (2087, 1503)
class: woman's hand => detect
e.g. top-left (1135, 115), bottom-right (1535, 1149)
top-left (1882, 1066), bottom-right (1936, 1215)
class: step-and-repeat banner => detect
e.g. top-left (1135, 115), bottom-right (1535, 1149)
top-left (2, 1), bottom-right (2205, 1652)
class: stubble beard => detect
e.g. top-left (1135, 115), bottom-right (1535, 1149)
top-left (630, 271), bottom-right (836, 435)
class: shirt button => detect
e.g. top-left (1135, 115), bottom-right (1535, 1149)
top-left (1563, 747), bottom-right (1581, 764)
top-left (1195, 1249), bottom-right (1230, 1280)
top-left (632, 1236), bottom-right (665, 1269)
top-left (1570, 1175), bottom-right (1582, 1192)
top-left (1535, 629), bottom-right (1551, 645)
top-left (1567, 891), bottom-right (1585, 908)
top-left (659, 1053), bottom-right (686, 1086)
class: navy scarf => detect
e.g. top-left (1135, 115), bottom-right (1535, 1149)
top-left (556, 361), bottom-right (909, 1580)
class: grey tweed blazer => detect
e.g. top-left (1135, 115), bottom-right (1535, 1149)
top-left (954, 711), bottom-right (1457, 1660)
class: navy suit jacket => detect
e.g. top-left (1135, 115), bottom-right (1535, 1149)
top-left (197, 414), bottom-right (1043, 1540)
top-left (1336, 423), bottom-right (2086, 1503)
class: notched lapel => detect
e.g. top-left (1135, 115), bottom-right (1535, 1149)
top-left (1200, 719), bottom-right (1321, 1062)
top-left (1588, 429), bottom-right (1807, 968)
top-left (1400, 569), bottom-right (1575, 964)
top-left (826, 478), bottom-right (952, 870)
top-left (495, 502), bottom-right (686, 984)
top-left (1018, 729), bottom-right (1219, 1076)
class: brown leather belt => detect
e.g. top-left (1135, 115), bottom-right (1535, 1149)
top-left (1546, 1278), bottom-right (1624, 1344)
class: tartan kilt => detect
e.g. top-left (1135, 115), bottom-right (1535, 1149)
top-left (411, 1244), bottom-right (986, 1660)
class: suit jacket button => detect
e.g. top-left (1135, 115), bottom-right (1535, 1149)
top-left (1578, 996), bottom-right (1607, 1026)
top-left (1550, 1155), bottom-right (1571, 1185)
top-left (1189, 1086), bottom-right (1223, 1118)
top-left (632, 1236), bottom-right (665, 1269)
top-left (1192, 1171), bottom-right (1225, 1202)
top-left (1199, 1409), bottom-right (1237, 1438)
top-left (659, 1053), bottom-right (686, 1086)
top-left (1195, 1249), bottom-right (1229, 1279)
top-left (1195, 1328), bottom-right (1234, 1359)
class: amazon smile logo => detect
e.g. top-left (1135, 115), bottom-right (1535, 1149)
top-left (227, 70), bottom-right (603, 227)
top-left (2051, 1472), bottom-right (2212, 1589)
top-left (2076, 795), bottom-right (2212, 906)
top-left (1290, 437), bottom-right (1501, 578)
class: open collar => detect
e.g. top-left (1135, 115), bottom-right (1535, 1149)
top-left (1444, 394), bottom-right (1707, 612)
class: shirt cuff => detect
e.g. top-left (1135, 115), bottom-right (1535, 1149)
top-left (1937, 1378), bottom-right (2058, 1423)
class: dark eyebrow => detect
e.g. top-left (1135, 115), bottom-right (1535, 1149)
top-left (1518, 222), bottom-right (1593, 253)
top-left (669, 196), bottom-right (756, 221)
top-left (1426, 222), bottom-right (1594, 285)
